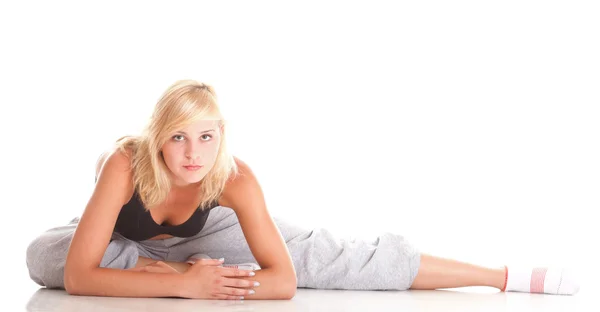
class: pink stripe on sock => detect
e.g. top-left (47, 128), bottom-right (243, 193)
top-left (530, 267), bottom-right (547, 293)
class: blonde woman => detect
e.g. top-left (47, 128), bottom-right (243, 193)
top-left (26, 80), bottom-right (580, 300)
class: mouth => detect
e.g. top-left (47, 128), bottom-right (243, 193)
top-left (183, 165), bottom-right (203, 171)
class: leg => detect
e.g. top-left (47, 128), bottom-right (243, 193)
top-left (165, 206), bottom-right (580, 295)
top-left (26, 218), bottom-right (143, 289)
top-left (166, 206), bottom-right (421, 290)
top-left (407, 253), bottom-right (580, 295)
top-left (409, 253), bottom-right (506, 290)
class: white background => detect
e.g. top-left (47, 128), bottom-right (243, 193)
top-left (1, 0), bottom-right (598, 298)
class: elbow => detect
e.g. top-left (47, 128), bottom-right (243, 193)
top-left (65, 284), bottom-right (80, 296)
top-left (281, 286), bottom-right (297, 300)
top-left (64, 275), bottom-right (79, 295)
top-left (63, 265), bottom-right (89, 296)
top-left (64, 270), bottom-right (81, 295)
top-left (279, 273), bottom-right (298, 300)
top-left (282, 287), bottom-right (296, 300)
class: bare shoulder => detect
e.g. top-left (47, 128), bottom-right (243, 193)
top-left (93, 146), bottom-right (135, 203)
top-left (228, 156), bottom-right (255, 185)
top-left (95, 146), bottom-right (133, 178)
top-left (233, 156), bottom-right (252, 175)
top-left (220, 156), bottom-right (262, 208)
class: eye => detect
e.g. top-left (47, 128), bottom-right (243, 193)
top-left (172, 135), bottom-right (185, 142)
top-left (200, 134), bottom-right (213, 141)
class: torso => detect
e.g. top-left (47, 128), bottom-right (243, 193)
top-left (125, 185), bottom-right (225, 241)
top-left (150, 192), bottom-right (221, 240)
top-left (96, 148), bottom-right (236, 241)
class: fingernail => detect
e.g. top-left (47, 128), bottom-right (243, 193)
top-left (186, 261), bottom-right (195, 265)
top-left (254, 282), bottom-right (260, 287)
top-left (248, 290), bottom-right (255, 295)
top-left (218, 258), bottom-right (225, 262)
top-left (249, 272), bottom-right (255, 276)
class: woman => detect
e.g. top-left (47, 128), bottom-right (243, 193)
top-left (25, 80), bottom-right (580, 300)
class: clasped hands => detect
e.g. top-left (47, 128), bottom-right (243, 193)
top-left (129, 257), bottom-right (259, 299)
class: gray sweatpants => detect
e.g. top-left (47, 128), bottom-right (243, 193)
top-left (26, 206), bottom-right (421, 291)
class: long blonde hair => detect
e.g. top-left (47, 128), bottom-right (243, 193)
top-left (115, 80), bottom-right (238, 211)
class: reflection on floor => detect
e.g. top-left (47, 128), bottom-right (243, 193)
top-left (23, 285), bottom-right (592, 312)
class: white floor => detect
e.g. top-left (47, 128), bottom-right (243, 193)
top-left (13, 251), bottom-right (597, 312)
top-left (18, 283), bottom-right (595, 312)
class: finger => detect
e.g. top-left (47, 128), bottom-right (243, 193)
top-left (187, 258), bottom-right (225, 266)
top-left (217, 266), bottom-right (256, 277)
top-left (222, 264), bottom-right (258, 271)
top-left (142, 261), bottom-right (178, 274)
top-left (145, 261), bottom-right (166, 268)
top-left (127, 266), bottom-right (145, 272)
top-left (221, 277), bottom-right (260, 289)
top-left (144, 266), bottom-right (167, 273)
top-left (154, 261), bottom-right (178, 271)
top-left (219, 285), bottom-right (256, 297)
top-left (144, 265), bottom-right (170, 274)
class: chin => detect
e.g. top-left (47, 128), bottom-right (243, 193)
top-left (181, 173), bottom-right (206, 184)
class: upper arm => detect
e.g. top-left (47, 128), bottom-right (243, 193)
top-left (221, 158), bottom-right (297, 284)
top-left (64, 148), bottom-right (134, 282)
top-left (95, 149), bottom-right (111, 180)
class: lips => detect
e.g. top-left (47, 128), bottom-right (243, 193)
top-left (183, 165), bottom-right (203, 170)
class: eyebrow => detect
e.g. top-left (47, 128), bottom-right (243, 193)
top-left (175, 129), bottom-right (215, 135)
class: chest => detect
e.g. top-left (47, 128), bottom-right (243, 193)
top-left (114, 188), bottom-right (219, 241)
top-left (149, 193), bottom-right (203, 227)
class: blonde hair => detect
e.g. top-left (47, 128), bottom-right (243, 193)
top-left (115, 80), bottom-right (238, 211)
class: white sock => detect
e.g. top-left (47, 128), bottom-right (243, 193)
top-left (502, 266), bottom-right (580, 295)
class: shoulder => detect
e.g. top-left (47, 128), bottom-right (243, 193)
top-left (233, 156), bottom-right (252, 175)
top-left (219, 156), bottom-right (262, 210)
top-left (95, 146), bottom-right (135, 200)
top-left (95, 135), bottom-right (141, 177)
top-left (89, 146), bottom-right (136, 209)
top-left (229, 156), bottom-right (257, 186)
top-left (96, 146), bottom-right (133, 178)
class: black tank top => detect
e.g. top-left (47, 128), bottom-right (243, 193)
top-left (112, 189), bottom-right (219, 241)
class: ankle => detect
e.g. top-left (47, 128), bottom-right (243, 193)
top-left (488, 266), bottom-right (508, 290)
top-left (500, 265), bottom-right (508, 291)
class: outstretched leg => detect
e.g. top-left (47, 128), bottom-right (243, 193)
top-left (167, 206), bottom-right (421, 290)
top-left (171, 206), bottom-right (580, 295)
top-left (409, 254), bottom-right (506, 290)
top-left (408, 253), bottom-right (580, 295)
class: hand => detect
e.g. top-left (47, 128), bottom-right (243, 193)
top-left (179, 258), bottom-right (259, 300)
top-left (129, 261), bottom-right (180, 274)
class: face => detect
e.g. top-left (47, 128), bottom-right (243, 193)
top-left (161, 119), bottom-right (223, 187)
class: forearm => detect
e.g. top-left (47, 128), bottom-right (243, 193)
top-left (231, 267), bottom-right (297, 300)
top-left (66, 267), bottom-right (184, 298)
top-left (135, 256), bottom-right (191, 273)
top-left (129, 257), bottom-right (297, 299)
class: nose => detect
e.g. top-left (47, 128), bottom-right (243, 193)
top-left (184, 142), bottom-right (201, 160)
top-left (185, 151), bottom-right (200, 160)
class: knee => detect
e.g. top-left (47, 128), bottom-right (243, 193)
top-left (26, 235), bottom-right (42, 268)
top-left (26, 235), bottom-right (43, 282)
top-left (26, 232), bottom-right (68, 288)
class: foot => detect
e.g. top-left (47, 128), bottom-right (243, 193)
top-left (501, 266), bottom-right (580, 295)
